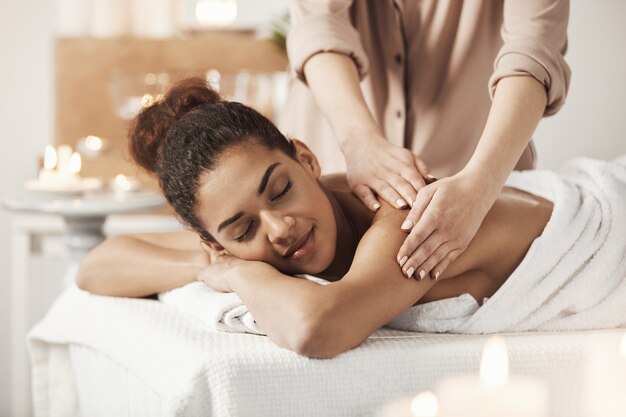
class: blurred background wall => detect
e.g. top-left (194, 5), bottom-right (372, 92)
top-left (0, 1), bottom-right (625, 415)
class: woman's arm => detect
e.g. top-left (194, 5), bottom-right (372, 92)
top-left (76, 230), bottom-right (209, 297)
top-left (211, 202), bottom-right (492, 359)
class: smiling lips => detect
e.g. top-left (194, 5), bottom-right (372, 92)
top-left (283, 227), bottom-right (315, 260)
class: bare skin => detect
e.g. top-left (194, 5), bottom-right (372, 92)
top-left (77, 143), bottom-right (553, 357)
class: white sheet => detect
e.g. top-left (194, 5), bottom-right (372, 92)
top-left (28, 286), bottom-right (625, 417)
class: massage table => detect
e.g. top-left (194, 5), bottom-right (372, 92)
top-left (28, 285), bottom-right (622, 417)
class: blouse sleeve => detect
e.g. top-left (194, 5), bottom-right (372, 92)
top-left (489, 0), bottom-right (572, 115)
top-left (286, 0), bottom-right (369, 84)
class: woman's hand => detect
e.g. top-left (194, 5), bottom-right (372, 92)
top-left (343, 133), bottom-right (430, 210)
top-left (396, 170), bottom-right (500, 280)
top-left (196, 251), bottom-right (271, 293)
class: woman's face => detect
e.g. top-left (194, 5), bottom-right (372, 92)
top-left (194, 140), bottom-right (337, 275)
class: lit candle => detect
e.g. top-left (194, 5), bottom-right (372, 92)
top-left (111, 174), bottom-right (141, 197)
top-left (436, 337), bottom-right (547, 417)
top-left (377, 391), bottom-right (439, 417)
top-left (586, 333), bottom-right (626, 417)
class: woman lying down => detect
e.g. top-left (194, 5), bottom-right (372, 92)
top-left (77, 78), bottom-right (626, 358)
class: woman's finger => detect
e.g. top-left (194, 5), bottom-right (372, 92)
top-left (430, 249), bottom-right (462, 281)
top-left (371, 179), bottom-right (409, 209)
top-left (400, 226), bottom-right (441, 278)
top-left (353, 184), bottom-right (382, 211)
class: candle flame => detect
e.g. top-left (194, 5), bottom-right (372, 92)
top-left (480, 336), bottom-right (509, 387)
top-left (115, 174), bottom-right (132, 191)
top-left (620, 334), bottom-right (626, 357)
top-left (43, 145), bottom-right (57, 170)
top-left (85, 135), bottom-right (103, 151)
top-left (410, 391), bottom-right (438, 417)
top-left (69, 152), bottom-right (81, 174)
top-left (196, 0), bottom-right (238, 27)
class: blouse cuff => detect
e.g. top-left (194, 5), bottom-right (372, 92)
top-left (286, 13), bottom-right (370, 84)
top-left (489, 39), bottom-right (572, 116)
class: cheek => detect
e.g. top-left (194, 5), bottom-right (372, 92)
top-left (225, 241), bottom-right (274, 263)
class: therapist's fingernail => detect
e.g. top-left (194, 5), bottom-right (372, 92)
top-left (396, 199), bottom-right (407, 208)
top-left (373, 202), bottom-right (381, 210)
top-left (406, 267), bottom-right (415, 279)
top-left (434, 271), bottom-right (440, 280)
top-left (401, 219), bottom-right (413, 230)
top-left (399, 256), bottom-right (408, 267)
top-left (418, 270), bottom-right (426, 280)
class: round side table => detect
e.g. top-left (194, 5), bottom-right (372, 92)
top-left (3, 190), bottom-right (166, 284)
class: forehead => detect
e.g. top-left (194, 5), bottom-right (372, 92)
top-left (195, 143), bottom-right (293, 231)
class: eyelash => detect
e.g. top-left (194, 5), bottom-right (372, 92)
top-left (235, 181), bottom-right (293, 243)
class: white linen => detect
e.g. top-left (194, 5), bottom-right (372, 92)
top-left (456, 156), bottom-right (626, 332)
top-left (159, 281), bottom-right (264, 335)
top-left (28, 285), bottom-right (625, 417)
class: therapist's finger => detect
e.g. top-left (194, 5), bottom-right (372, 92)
top-left (415, 243), bottom-right (455, 281)
top-left (399, 184), bottom-right (434, 234)
top-left (400, 165), bottom-right (426, 196)
top-left (430, 249), bottom-right (462, 281)
top-left (371, 178), bottom-right (409, 209)
top-left (413, 154), bottom-right (430, 176)
top-left (388, 175), bottom-right (418, 207)
top-left (353, 184), bottom-right (381, 211)
top-left (401, 230), bottom-right (442, 279)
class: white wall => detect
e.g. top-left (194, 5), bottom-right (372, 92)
top-left (0, 0), bottom-right (56, 415)
top-left (0, 1), bottom-right (624, 415)
top-left (534, 0), bottom-right (626, 167)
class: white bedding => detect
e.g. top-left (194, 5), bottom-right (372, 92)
top-left (29, 286), bottom-right (624, 417)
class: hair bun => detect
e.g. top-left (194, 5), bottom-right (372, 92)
top-left (128, 77), bottom-right (221, 173)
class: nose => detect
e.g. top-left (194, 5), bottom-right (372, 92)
top-left (261, 211), bottom-right (295, 244)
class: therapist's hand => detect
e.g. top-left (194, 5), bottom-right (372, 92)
top-left (396, 170), bottom-right (499, 280)
top-left (343, 133), bottom-right (430, 210)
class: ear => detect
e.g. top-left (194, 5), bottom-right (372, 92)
top-left (199, 239), bottom-right (230, 255)
top-left (291, 138), bottom-right (321, 178)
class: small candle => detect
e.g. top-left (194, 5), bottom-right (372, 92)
top-left (377, 391), bottom-right (438, 417)
top-left (436, 337), bottom-right (547, 417)
top-left (586, 333), bottom-right (626, 417)
top-left (37, 145), bottom-right (81, 188)
top-left (111, 174), bottom-right (141, 197)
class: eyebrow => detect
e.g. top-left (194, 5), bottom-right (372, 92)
top-left (217, 162), bottom-right (281, 233)
top-left (258, 162), bottom-right (281, 195)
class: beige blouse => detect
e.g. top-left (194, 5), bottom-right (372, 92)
top-left (280, 0), bottom-right (571, 176)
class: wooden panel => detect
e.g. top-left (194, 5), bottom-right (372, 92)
top-left (54, 33), bottom-right (288, 186)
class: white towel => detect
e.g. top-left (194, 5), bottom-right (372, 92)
top-left (159, 282), bottom-right (264, 335)
top-left (453, 156), bottom-right (626, 333)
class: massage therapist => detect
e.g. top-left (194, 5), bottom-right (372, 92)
top-left (280, 0), bottom-right (571, 281)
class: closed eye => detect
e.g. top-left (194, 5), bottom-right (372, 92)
top-left (235, 221), bottom-right (254, 243)
top-left (272, 181), bottom-right (292, 202)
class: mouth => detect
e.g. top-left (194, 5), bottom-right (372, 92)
top-left (283, 227), bottom-right (315, 260)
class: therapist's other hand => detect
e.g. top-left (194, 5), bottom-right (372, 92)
top-left (396, 171), bottom-right (498, 280)
top-left (343, 133), bottom-right (430, 210)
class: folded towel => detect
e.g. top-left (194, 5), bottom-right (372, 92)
top-left (159, 282), bottom-right (264, 335)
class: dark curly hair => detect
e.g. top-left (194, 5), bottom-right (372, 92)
top-left (128, 77), bottom-right (296, 241)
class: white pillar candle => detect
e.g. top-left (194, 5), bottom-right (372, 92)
top-left (586, 333), bottom-right (626, 417)
top-left (436, 337), bottom-right (548, 417)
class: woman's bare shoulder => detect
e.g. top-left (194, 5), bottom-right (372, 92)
top-left (320, 173), bottom-right (350, 192)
